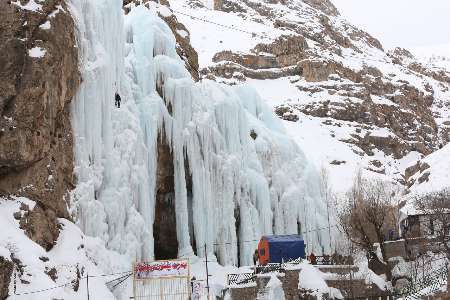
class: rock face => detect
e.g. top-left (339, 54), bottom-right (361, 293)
top-left (0, 255), bottom-right (13, 300)
top-left (158, 12), bottom-right (200, 81)
top-left (0, 0), bottom-right (80, 247)
top-left (20, 204), bottom-right (60, 251)
top-left (153, 136), bottom-right (178, 260)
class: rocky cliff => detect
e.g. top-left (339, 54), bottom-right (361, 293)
top-left (0, 0), bottom-right (80, 249)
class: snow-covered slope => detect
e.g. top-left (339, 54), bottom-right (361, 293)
top-left (411, 43), bottom-right (450, 69)
top-left (405, 143), bottom-right (450, 197)
top-left (0, 197), bottom-right (129, 300)
top-left (168, 0), bottom-right (450, 193)
top-left (400, 143), bottom-right (450, 221)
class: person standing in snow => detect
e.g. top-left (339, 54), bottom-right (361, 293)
top-left (115, 92), bottom-right (121, 108)
top-left (253, 249), bottom-right (259, 266)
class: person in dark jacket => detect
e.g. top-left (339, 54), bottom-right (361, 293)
top-left (115, 92), bottom-right (121, 108)
top-left (253, 249), bottom-right (259, 266)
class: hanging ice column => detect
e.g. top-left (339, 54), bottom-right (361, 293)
top-left (68, 0), bottom-right (154, 260)
top-left (69, 0), bottom-right (330, 267)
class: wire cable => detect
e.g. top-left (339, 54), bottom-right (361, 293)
top-left (13, 270), bottom-right (133, 296)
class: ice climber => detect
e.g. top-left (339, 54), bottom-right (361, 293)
top-left (115, 92), bottom-right (121, 108)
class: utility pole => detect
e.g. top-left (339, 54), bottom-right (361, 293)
top-left (86, 273), bottom-right (90, 300)
top-left (322, 168), bottom-right (333, 255)
top-left (326, 194), bottom-right (333, 255)
top-left (349, 241), bottom-right (354, 299)
top-left (204, 244), bottom-right (210, 300)
top-left (13, 266), bottom-right (16, 295)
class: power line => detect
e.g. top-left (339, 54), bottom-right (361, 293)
top-left (211, 224), bottom-right (339, 246)
top-left (13, 280), bottom-right (74, 296)
top-left (169, 7), bottom-right (400, 67)
top-left (12, 270), bottom-right (133, 296)
top-left (170, 8), bottom-right (267, 39)
top-left (168, 5), bottom-right (446, 77)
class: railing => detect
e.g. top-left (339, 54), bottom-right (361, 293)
top-left (228, 258), bottom-right (306, 286)
top-left (393, 263), bottom-right (449, 299)
top-left (227, 273), bottom-right (256, 286)
top-left (312, 255), bottom-right (333, 265)
top-left (308, 255), bottom-right (353, 265)
top-left (284, 257), bottom-right (303, 265)
top-left (255, 263), bottom-right (283, 274)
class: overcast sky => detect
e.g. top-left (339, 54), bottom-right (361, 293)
top-left (331, 0), bottom-right (450, 51)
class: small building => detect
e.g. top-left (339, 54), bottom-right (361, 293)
top-left (257, 235), bottom-right (305, 265)
top-left (400, 211), bottom-right (450, 239)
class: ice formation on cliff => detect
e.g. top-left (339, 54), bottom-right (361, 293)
top-left (68, 0), bottom-right (329, 266)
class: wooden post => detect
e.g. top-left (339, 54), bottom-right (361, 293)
top-left (13, 267), bottom-right (16, 295)
top-left (205, 244), bottom-right (210, 300)
top-left (188, 258), bottom-right (192, 298)
top-left (160, 277), bottom-right (163, 300)
top-left (132, 261), bottom-right (136, 299)
top-left (86, 273), bottom-right (90, 300)
top-left (447, 263), bottom-right (450, 297)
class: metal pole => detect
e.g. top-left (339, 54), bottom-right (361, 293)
top-left (14, 267), bottom-right (16, 295)
top-left (205, 244), bottom-right (210, 300)
top-left (326, 194), bottom-right (332, 256)
top-left (86, 273), bottom-right (90, 300)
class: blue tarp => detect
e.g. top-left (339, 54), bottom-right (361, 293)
top-left (264, 234), bottom-right (305, 263)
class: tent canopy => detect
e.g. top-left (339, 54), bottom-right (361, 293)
top-left (258, 234), bottom-right (305, 264)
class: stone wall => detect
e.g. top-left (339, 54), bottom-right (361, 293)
top-left (228, 270), bottom-right (321, 300)
top-left (283, 270), bottom-right (301, 300)
top-left (228, 285), bottom-right (257, 300)
top-left (383, 240), bottom-right (407, 260)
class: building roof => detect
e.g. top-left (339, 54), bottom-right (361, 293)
top-left (262, 234), bottom-right (304, 243)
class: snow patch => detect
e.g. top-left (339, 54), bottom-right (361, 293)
top-left (265, 274), bottom-right (286, 300)
top-left (12, 0), bottom-right (43, 12)
top-left (298, 262), bottom-right (329, 296)
top-left (40, 20), bottom-right (51, 30)
top-left (29, 46), bottom-right (46, 58)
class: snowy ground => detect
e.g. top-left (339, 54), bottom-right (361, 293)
top-left (0, 197), bottom-right (131, 300)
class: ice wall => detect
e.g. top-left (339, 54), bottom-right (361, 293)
top-left (68, 0), bottom-right (330, 266)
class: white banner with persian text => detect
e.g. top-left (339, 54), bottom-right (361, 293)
top-left (134, 260), bottom-right (189, 279)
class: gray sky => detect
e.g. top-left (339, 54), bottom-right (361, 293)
top-left (331, 0), bottom-right (450, 50)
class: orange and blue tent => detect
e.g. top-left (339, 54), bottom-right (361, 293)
top-left (257, 234), bottom-right (305, 265)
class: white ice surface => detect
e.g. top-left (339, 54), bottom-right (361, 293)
top-left (68, 0), bottom-right (330, 270)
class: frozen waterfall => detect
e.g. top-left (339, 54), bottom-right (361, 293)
top-left (68, 0), bottom-right (330, 266)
